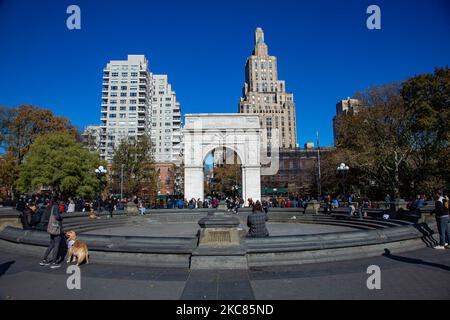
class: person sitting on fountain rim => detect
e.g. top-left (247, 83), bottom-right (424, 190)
top-left (247, 201), bottom-right (269, 238)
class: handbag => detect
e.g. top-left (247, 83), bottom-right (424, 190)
top-left (46, 206), bottom-right (62, 235)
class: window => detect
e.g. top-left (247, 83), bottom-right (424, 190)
top-left (120, 99), bottom-right (126, 104)
top-left (120, 106), bottom-right (126, 111)
top-left (122, 72), bottom-right (128, 77)
top-left (110, 92), bottom-right (117, 97)
top-left (121, 86), bottom-right (127, 90)
top-left (111, 72), bottom-right (119, 77)
top-left (109, 106), bottom-right (116, 111)
top-left (109, 114), bottom-right (116, 118)
top-left (131, 72), bottom-right (138, 77)
top-left (110, 100), bottom-right (117, 104)
top-left (130, 92), bottom-right (137, 97)
top-left (129, 106), bottom-right (136, 111)
top-left (111, 86), bottom-right (118, 90)
top-left (119, 113), bottom-right (126, 118)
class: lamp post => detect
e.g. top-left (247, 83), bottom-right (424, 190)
top-left (95, 165), bottom-right (107, 210)
top-left (336, 163), bottom-right (349, 197)
top-left (120, 164), bottom-right (124, 201)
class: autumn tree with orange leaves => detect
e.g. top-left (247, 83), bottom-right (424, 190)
top-left (0, 104), bottom-right (78, 199)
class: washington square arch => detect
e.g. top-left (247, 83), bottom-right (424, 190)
top-left (183, 114), bottom-right (277, 203)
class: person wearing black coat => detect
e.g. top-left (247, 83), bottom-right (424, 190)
top-left (21, 204), bottom-right (37, 230)
top-left (432, 192), bottom-right (450, 249)
top-left (40, 197), bottom-right (64, 268)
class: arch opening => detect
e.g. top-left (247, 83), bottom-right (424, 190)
top-left (203, 147), bottom-right (242, 201)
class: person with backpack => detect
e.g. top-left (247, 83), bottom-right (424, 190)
top-left (432, 191), bottom-right (450, 250)
top-left (40, 196), bottom-right (64, 268)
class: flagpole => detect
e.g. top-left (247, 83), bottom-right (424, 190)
top-left (317, 131), bottom-right (322, 200)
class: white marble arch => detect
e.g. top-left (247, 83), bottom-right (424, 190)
top-left (184, 114), bottom-right (262, 203)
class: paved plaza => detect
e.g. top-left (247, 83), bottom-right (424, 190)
top-left (1, 246), bottom-right (449, 300)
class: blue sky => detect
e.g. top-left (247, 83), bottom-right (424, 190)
top-left (0, 0), bottom-right (449, 147)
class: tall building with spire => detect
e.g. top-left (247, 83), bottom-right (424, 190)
top-left (239, 27), bottom-right (297, 149)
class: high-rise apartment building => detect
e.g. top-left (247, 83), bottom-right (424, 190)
top-left (150, 74), bottom-right (182, 163)
top-left (239, 27), bottom-right (297, 149)
top-left (99, 55), bottom-right (152, 161)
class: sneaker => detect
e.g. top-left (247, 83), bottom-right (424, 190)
top-left (39, 260), bottom-right (50, 266)
top-left (434, 245), bottom-right (446, 250)
top-left (50, 263), bottom-right (61, 269)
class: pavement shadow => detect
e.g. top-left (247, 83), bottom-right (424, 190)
top-left (57, 236), bottom-right (68, 263)
top-left (382, 249), bottom-right (450, 271)
top-left (413, 223), bottom-right (439, 248)
top-left (0, 261), bottom-right (15, 277)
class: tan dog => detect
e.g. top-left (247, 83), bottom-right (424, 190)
top-left (88, 207), bottom-right (99, 219)
top-left (65, 230), bottom-right (89, 266)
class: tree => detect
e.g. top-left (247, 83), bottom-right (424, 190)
top-left (401, 67), bottom-right (450, 194)
top-left (210, 163), bottom-right (242, 196)
top-left (333, 84), bottom-right (414, 198)
top-left (326, 68), bottom-right (450, 200)
top-left (0, 152), bottom-right (18, 198)
top-left (0, 105), bottom-right (78, 198)
top-left (0, 104), bottom-right (78, 164)
top-left (16, 132), bottom-right (103, 199)
top-left (110, 135), bottom-right (157, 200)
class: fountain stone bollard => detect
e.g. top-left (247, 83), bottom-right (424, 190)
top-left (305, 200), bottom-right (320, 215)
top-left (190, 211), bottom-right (247, 269)
top-left (125, 201), bottom-right (139, 215)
